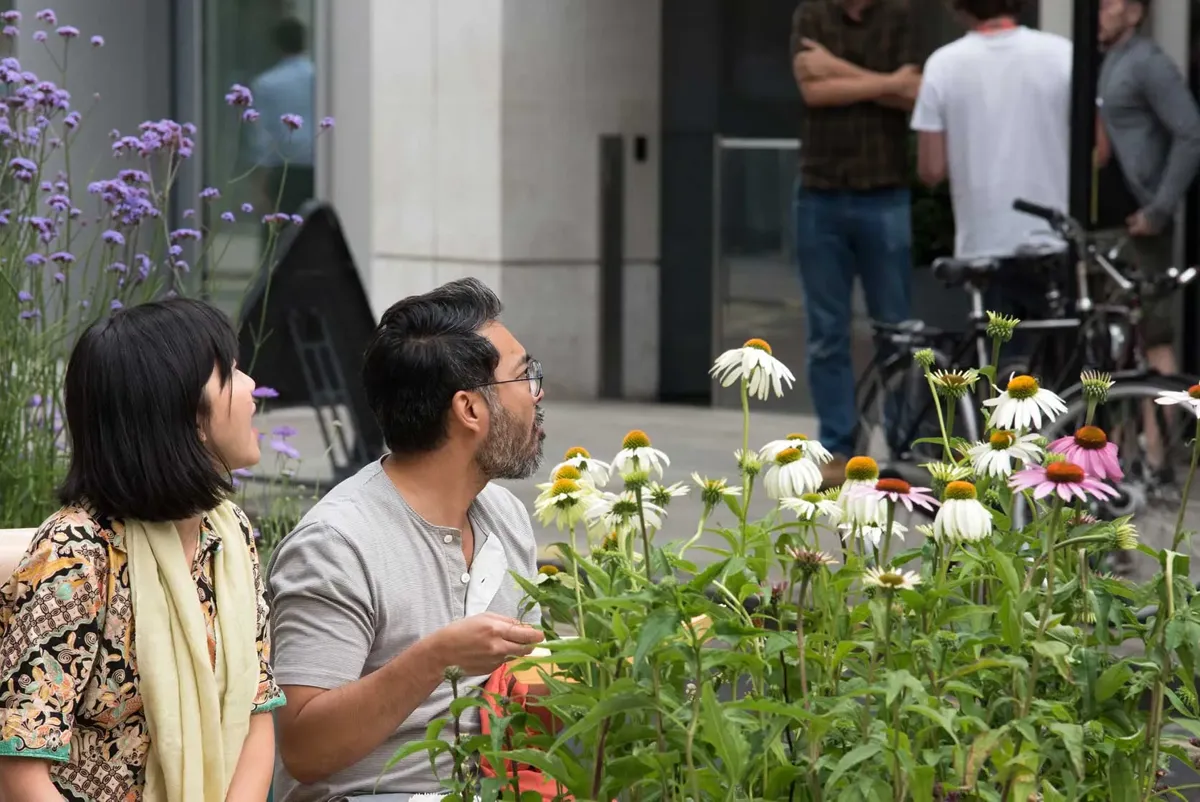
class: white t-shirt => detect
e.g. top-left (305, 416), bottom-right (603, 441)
top-left (911, 27), bottom-right (1073, 260)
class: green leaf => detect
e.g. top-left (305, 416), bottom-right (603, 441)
top-left (549, 691), bottom-right (655, 753)
top-left (885, 669), bottom-right (926, 707)
top-left (1048, 722), bottom-right (1084, 777)
top-left (1095, 661), bottom-right (1133, 703)
top-left (382, 739), bottom-right (450, 772)
top-left (700, 682), bottom-right (749, 782)
top-left (633, 606), bottom-right (682, 669)
top-left (1032, 640), bottom-right (1072, 680)
top-left (999, 595), bottom-right (1022, 649)
top-left (1108, 751), bottom-right (1138, 802)
top-left (1166, 617), bottom-right (1200, 653)
top-left (910, 765), bottom-right (935, 802)
top-left (903, 704), bottom-right (958, 742)
top-left (825, 742), bottom-right (883, 789)
top-left (990, 545), bottom-right (1021, 596)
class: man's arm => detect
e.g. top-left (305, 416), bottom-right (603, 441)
top-left (910, 56), bottom-right (947, 185)
top-left (916, 132), bottom-right (948, 186)
top-left (1139, 51), bottom-right (1200, 228)
top-left (789, 4), bottom-right (896, 108)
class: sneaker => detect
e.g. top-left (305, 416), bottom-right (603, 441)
top-left (820, 454), bottom-right (848, 490)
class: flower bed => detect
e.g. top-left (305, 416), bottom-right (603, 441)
top-left (407, 316), bottom-right (1200, 801)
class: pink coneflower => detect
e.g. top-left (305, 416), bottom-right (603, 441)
top-left (853, 477), bottom-right (940, 513)
top-left (1009, 460), bottom-right (1119, 503)
top-left (1048, 425), bottom-right (1123, 482)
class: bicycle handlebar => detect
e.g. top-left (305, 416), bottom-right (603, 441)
top-left (1011, 198), bottom-right (1065, 227)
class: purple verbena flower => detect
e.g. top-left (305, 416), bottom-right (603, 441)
top-left (319, 116), bottom-right (335, 130)
top-left (220, 211), bottom-right (235, 223)
top-left (110, 299), bottom-right (123, 310)
top-left (270, 439), bottom-right (301, 460)
top-left (224, 83), bottom-right (253, 107)
top-left (28, 394), bottom-right (41, 408)
top-left (35, 9), bottom-right (56, 25)
top-left (8, 156), bottom-right (35, 174)
top-left (101, 230), bottom-right (124, 246)
top-left (19, 309), bottom-right (39, 320)
top-left (182, 208), bottom-right (195, 219)
top-left (251, 387), bottom-right (279, 399)
top-left (272, 425), bottom-right (297, 438)
top-left (2, 27), bottom-right (18, 38)
top-left (51, 272), bottom-right (63, 283)
top-left (56, 25), bottom-right (79, 38)
top-left (280, 113), bottom-right (303, 131)
top-left (24, 253), bottom-right (45, 267)
top-left (241, 202), bottom-right (254, 214)
top-left (90, 35), bottom-right (103, 47)
top-left (241, 108), bottom-right (259, 123)
top-left (232, 468), bottom-right (254, 479)
top-left (168, 244), bottom-right (182, 257)
top-left (49, 251), bottom-right (74, 264)
top-left (63, 111), bottom-right (79, 128)
top-left (45, 194), bottom-right (69, 212)
top-left (2, 11), bottom-right (20, 23)
top-left (261, 213), bottom-right (291, 226)
top-left (32, 31), bottom-right (45, 42)
top-left (17, 290), bottom-right (32, 302)
top-left (107, 261), bottom-right (126, 273)
top-left (199, 186), bottom-right (220, 201)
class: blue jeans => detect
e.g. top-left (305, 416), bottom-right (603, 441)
top-left (793, 182), bottom-right (912, 456)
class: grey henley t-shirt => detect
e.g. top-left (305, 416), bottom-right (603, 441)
top-left (267, 459), bottom-right (541, 801)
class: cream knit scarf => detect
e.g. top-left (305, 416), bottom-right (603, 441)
top-left (126, 500), bottom-right (260, 802)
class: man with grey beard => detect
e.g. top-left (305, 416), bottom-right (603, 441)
top-left (267, 278), bottom-right (547, 801)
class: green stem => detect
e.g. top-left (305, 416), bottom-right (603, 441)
top-left (1144, 554), bottom-right (1176, 800)
top-left (989, 338), bottom-right (1002, 398)
top-left (925, 374), bottom-right (954, 463)
top-left (1171, 417), bottom-right (1200, 551)
top-left (795, 575), bottom-right (812, 705)
top-left (880, 501), bottom-right (897, 565)
top-left (569, 524), bottom-right (587, 640)
top-left (678, 511), bottom-right (710, 561)
top-left (635, 491), bottom-right (654, 582)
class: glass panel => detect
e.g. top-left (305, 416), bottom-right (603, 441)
top-left (201, 0), bottom-right (316, 320)
top-left (712, 140), bottom-right (877, 414)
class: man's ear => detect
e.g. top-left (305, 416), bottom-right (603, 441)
top-left (449, 389), bottom-right (487, 436)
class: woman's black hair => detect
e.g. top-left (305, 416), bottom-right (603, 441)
top-left (58, 297), bottom-right (239, 522)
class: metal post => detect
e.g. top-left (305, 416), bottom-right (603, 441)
top-left (599, 135), bottom-right (625, 399)
top-left (1069, 0), bottom-right (1099, 228)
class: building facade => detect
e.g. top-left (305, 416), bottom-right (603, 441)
top-left (25, 0), bottom-right (1200, 407)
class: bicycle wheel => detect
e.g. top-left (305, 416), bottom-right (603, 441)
top-left (854, 353), bottom-right (978, 474)
top-left (1011, 376), bottom-right (1197, 545)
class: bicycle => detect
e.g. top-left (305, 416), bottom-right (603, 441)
top-left (853, 198), bottom-right (1196, 526)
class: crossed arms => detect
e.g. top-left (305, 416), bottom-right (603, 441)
top-left (792, 37), bottom-right (921, 112)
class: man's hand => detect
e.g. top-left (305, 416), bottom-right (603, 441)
top-left (886, 64), bottom-right (921, 95)
top-left (796, 38), bottom-right (844, 80)
top-left (1127, 210), bottom-right (1161, 237)
top-left (432, 612), bottom-right (545, 676)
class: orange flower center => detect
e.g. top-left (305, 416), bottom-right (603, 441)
top-left (1006, 375), bottom-right (1039, 399)
top-left (564, 446), bottom-right (591, 460)
top-left (875, 478), bottom-right (911, 494)
top-left (943, 481), bottom-right (978, 500)
top-left (622, 429), bottom-right (651, 449)
top-left (743, 338), bottom-right (772, 354)
top-left (775, 447), bottom-right (803, 466)
top-left (1072, 425), bottom-right (1108, 450)
top-left (989, 430), bottom-right (1015, 450)
top-left (1189, 384), bottom-right (1200, 399)
top-left (550, 478), bottom-right (582, 496)
top-left (845, 455), bottom-right (879, 481)
top-left (553, 465), bottom-right (582, 481)
top-left (1045, 462), bottom-right (1085, 484)
top-left (786, 432), bottom-right (809, 441)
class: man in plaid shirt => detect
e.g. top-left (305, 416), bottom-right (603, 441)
top-left (790, 0), bottom-right (921, 486)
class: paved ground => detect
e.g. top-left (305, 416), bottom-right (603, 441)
top-left (251, 399), bottom-right (1200, 582)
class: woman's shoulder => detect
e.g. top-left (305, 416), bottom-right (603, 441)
top-left (218, 501), bottom-right (257, 547)
top-left (34, 503), bottom-right (117, 550)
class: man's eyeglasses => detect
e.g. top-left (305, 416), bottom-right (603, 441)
top-left (473, 359), bottom-right (543, 397)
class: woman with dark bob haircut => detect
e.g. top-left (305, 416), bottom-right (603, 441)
top-left (0, 298), bottom-right (283, 802)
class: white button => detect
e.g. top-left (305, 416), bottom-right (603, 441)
top-left (443, 535), bottom-right (453, 544)
top-left (460, 572), bottom-right (470, 584)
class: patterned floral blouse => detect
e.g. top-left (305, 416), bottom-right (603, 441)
top-left (0, 503), bottom-right (285, 801)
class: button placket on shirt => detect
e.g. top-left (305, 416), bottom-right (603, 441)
top-left (441, 528), bottom-right (469, 619)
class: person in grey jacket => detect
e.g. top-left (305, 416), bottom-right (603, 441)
top-left (1096, 0), bottom-right (1200, 379)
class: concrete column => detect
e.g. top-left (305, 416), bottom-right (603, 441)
top-left (332, 0), bottom-right (663, 399)
top-left (1039, 0), bottom-right (1072, 38)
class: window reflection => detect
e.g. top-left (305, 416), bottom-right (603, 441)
top-left (202, 0), bottom-right (315, 318)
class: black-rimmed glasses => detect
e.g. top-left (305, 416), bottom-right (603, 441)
top-left (473, 358), bottom-right (543, 397)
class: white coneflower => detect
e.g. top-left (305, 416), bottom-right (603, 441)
top-left (710, 337), bottom-right (796, 401)
top-left (648, 481), bottom-right (689, 508)
top-left (533, 477), bottom-right (591, 531)
top-left (838, 456), bottom-right (885, 525)
top-left (863, 566), bottom-right (921, 591)
top-left (788, 547), bottom-right (838, 575)
top-left (691, 472), bottom-right (741, 514)
top-left (932, 481), bottom-right (993, 543)
top-left (758, 432), bottom-right (833, 465)
top-left (967, 430), bottom-right (1044, 479)
top-left (735, 449), bottom-right (764, 478)
top-left (552, 446), bottom-right (612, 487)
top-left (611, 430), bottom-right (670, 479)
top-left (1154, 384), bottom-right (1200, 418)
top-left (982, 374), bottom-right (1067, 431)
top-left (930, 368), bottom-right (980, 399)
top-left (764, 447), bottom-right (822, 500)
top-left (586, 489), bottom-right (666, 534)
top-left (780, 491), bottom-right (842, 524)
top-left (840, 521), bottom-right (907, 551)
